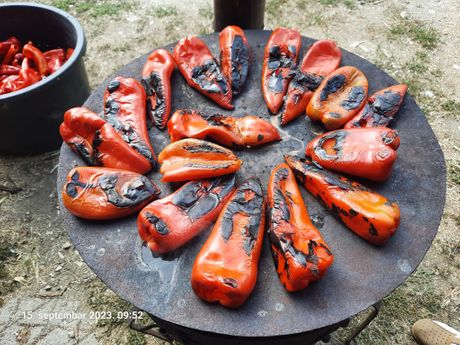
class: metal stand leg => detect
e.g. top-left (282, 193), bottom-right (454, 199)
top-left (128, 310), bottom-right (173, 344)
top-left (343, 303), bottom-right (381, 345)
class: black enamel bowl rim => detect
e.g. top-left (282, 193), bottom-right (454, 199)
top-left (0, 2), bottom-right (86, 102)
top-left (57, 30), bottom-right (447, 338)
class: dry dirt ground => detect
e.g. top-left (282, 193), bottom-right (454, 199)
top-left (0, 0), bottom-right (459, 344)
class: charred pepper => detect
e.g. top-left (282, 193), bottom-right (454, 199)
top-left (306, 127), bottom-right (400, 182)
top-left (261, 28), bottom-right (301, 114)
top-left (138, 175), bottom-right (237, 254)
top-left (268, 163), bottom-right (334, 291)
top-left (167, 109), bottom-right (281, 148)
top-left (62, 166), bottom-right (160, 220)
top-left (158, 138), bottom-right (242, 182)
top-left (173, 37), bottom-right (233, 109)
top-left (141, 49), bottom-right (176, 129)
top-left (191, 177), bottom-right (265, 308)
top-left (285, 155), bottom-right (400, 245)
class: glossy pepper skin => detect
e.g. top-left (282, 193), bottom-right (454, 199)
top-left (306, 127), bottom-right (400, 182)
top-left (285, 155), bottom-right (400, 245)
top-left (62, 167), bottom-right (160, 220)
top-left (267, 163), bottom-right (334, 291)
top-left (168, 109), bottom-right (281, 148)
top-left (103, 77), bottom-right (157, 169)
top-left (307, 66), bottom-right (368, 130)
top-left (219, 25), bottom-right (251, 95)
top-left (141, 49), bottom-right (176, 129)
top-left (173, 37), bottom-right (233, 109)
top-left (23, 43), bottom-right (48, 76)
top-left (344, 84), bottom-right (408, 129)
top-left (191, 177), bottom-right (265, 308)
top-left (262, 28), bottom-right (302, 114)
top-left (43, 49), bottom-right (66, 74)
top-left (60, 107), bottom-right (153, 174)
top-left (158, 138), bottom-right (242, 182)
top-left (138, 175), bottom-right (237, 254)
top-left (281, 40), bottom-right (342, 125)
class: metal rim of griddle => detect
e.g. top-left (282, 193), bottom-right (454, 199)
top-left (57, 30), bottom-right (446, 339)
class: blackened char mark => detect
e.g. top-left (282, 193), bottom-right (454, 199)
top-left (191, 59), bottom-right (228, 94)
top-left (70, 142), bottom-right (98, 166)
top-left (220, 178), bottom-right (264, 255)
top-left (257, 134), bottom-right (264, 142)
top-left (104, 97), bottom-right (156, 167)
top-left (182, 162), bottom-right (232, 170)
top-left (141, 72), bottom-right (166, 128)
top-left (313, 130), bottom-right (348, 161)
top-left (183, 142), bottom-right (228, 154)
top-left (369, 223), bottom-right (379, 236)
top-left (98, 173), bottom-right (159, 208)
top-left (268, 71), bottom-right (284, 93)
top-left (65, 171), bottom-right (94, 198)
top-left (320, 74), bottom-right (346, 102)
top-left (172, 181), bottom-right (201, 208)
top-left (370, 91), bottom-right (402, 126)
top-left (230, 35), bottom-right (250, 95)
top-left (107, 79), bottom-right (120, 93)
top-left (289, 69), bottom-right (323, 92)
top-left (221, 277), bottom-right (238, 288)
top-left (187, 194), bottom-right (220, 220)
top-left (145, 211), bottom-right (169, 235)
top-left (341, 86), bottom-right (365, 110)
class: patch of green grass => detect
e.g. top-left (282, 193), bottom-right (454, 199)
top-left (442, 100), bottom-right (460, 113)
top-left (388, 18), bottom-right (440, 50)
top-left (404, 51), bottom-right (429, 74)
top-left (153, 6), bottom-right (178, 18)
top-left (198, 5), bottom-right (213, 20)
top-left (449, 161), bottom-right (460, 186)
top-left (125, 329), bottom-right (146, 345)
top-left (266, 0), bottom-right (285, 16)
top-left (51, 0), bottom-right (132, 18)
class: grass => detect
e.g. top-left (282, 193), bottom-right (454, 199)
top-left (125, 329), bottom-right (146, 345)
top-left (51, 0), bottom-right (133, 18)
top-left (153, 6), bottom-right (178, 18)
top-left (388, 17), bottom-right (440, 50)
top-left (0, 241), bottom-right (19, 300)
top-left (449, 161), bottom-right (460, 186)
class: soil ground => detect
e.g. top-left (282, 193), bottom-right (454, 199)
top-left (0, 0), bottom-right (459, 344)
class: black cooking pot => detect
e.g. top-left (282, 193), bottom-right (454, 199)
top-left (0, 2), bottom-right (90, 154)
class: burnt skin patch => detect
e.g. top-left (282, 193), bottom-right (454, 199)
top-left (320, 74), bottom-right (346, 101)
top-left (191, 59), bottom-right (228, 94)
top-left (289, 69), bottom-right (323, 92)
top-left (220, 179), bottom-right (264, 255)
top-left (230, 35), bottom-right (250, 95)
top-left (107, 79), bottom-right (120, 93)
top-left (222, 277), bottom-right (238, 288)
top-left (268, 71), bottom-right (284, 93)
top-left (373, 91), bottom-right (402, 116)
top-left (313, 130), bottom-right (348, 161)
top-left (183, 142), bottom-right (228, 154)
top-left (341, 86), bottom-right (365, 110)
top-left (257, 134), bottom-right (264, 142)
top-left (145, 211), bottom-right (169, 235)
top-left (141, 72), bottom-right (166, 128)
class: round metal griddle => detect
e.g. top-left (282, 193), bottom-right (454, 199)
top-left (57, 31), bottom-right (446, 339)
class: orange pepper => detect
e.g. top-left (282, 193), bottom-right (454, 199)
top-left (306, 127), bottom-right (400, 181)
top-left (307, 66), bottom-right (368, 130)
top-left (191, 177), bottom-right (265, 308)
top-left (261, 28), bottom-right (301, 114)
top-left (344, 84), bottom-right (408, 128)
top-left (60, 107), bottom-right (153, 174)
top-left (138, 175), bottom-right (237, 254)
top-left (62, 166), bottom-right (160, 220)
top-left (219, 25), bottom-right (251, 95)
top-left (167, 109), bottom-right (281, 148)
top-left (267, 163), bottom-right (334, 291)
top-left (281, 40), bottom-right (342, 125)
top-left (158, 138), bottom-right (242, 182)
top-left (141, 49), bottom-right (176, 129)
top-left (103, 77), bottom-right (157, 169)
top-left (173, 37), bottom-right (233, 109)
top-left (285, 155), bottom-right (400, 245)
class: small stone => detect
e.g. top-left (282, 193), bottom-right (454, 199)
top-left (55, 265), bottom-right (62, 272)
top-left (68, 330), bottom-right (75, 339)
top-left (422, 90), bottom-right (434, 98)
top-left (62, 242), bottom-right (72, 250)
top-left (44, 285), bottom-right (52, 291)
top-left (400, 11), bottom-right (408, 19)
top-left (57, 252), bottom-right (65, 259)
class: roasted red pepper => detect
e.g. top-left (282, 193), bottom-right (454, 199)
top-left (285, 155), bottom-right (400, 245)
top-left (191, 177), bottom-right (265, 308)
top-left (43, 48), bottom-right (66, 74)
top-left (60, 107), bottom-right (153, 174)
top-left (173, 37), bottom-right (233, 109)
top-left (23, 43), bottom-right (48, 76)
top-left (267, 163), bottom-right (334, 291)
top-left (103, 77), bottom-right (157, 169)
top-left (1, 37), bottom-right (20, 65)
top-left (307, 66), bottom-right (368, 130)
top-left (281, 40), bottom-right (342, 125)
top-left (138, 175), bottom-right (237, 254)
top-left (158, 138), bottom-right (242, 182)
top-left (261, 28), bottom-right (301, 114)
top-left (0, 65), bottom-right (20, 75)
top-left (62, 166), bottom-right (160, 220)
top-left (141, 49), bottom-right (176, 129)
top-left (344, 84), bottom-right (408, 129)
top-left (306, 127), bottom-right (400, 181)
top-left (167, 109), bottom-right (281, 148)
top-left (219, 25), bottom-right (251, 95)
